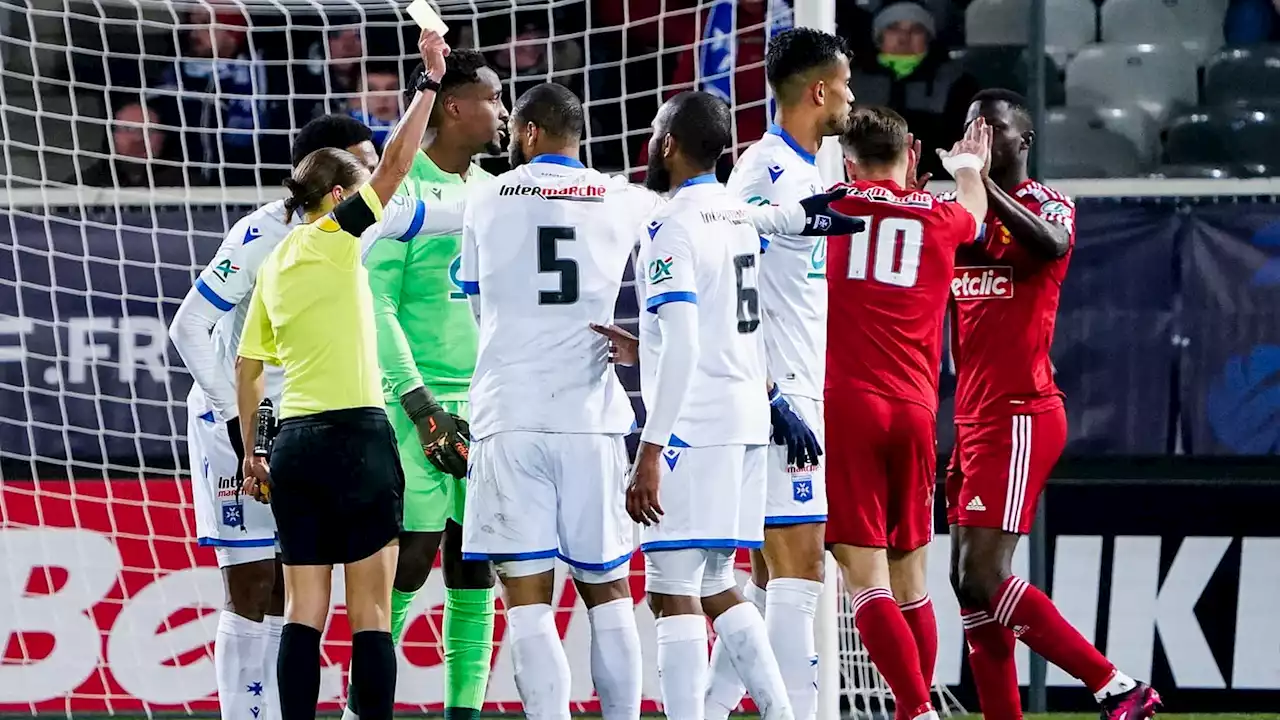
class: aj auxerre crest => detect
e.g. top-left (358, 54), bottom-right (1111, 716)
top-left (648, 256), bottom-right (674, 284)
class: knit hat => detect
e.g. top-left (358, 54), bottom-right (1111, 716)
top-left (873, 2), bottom-right (937, 40)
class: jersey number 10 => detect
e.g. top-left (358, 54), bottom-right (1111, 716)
top-left (846, 216), bottom-right (924, 288)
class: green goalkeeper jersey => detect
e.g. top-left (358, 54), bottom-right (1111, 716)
top-left (367, 150), bottom-right (491, 403)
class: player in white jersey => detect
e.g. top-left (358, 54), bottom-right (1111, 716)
top-left (629, 92), bottom-right (862, 720)
top-left (169, 114), bottom-right (458, 720)
top-left (712, 28), bottom-right (855, 720)
top-left (458, 83), bottom-right (854, 720)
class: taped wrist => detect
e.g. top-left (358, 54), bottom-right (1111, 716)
top-left (400, 386), bottom-right (442, 423)
top-left (941, 153), bottom-right (983, 176)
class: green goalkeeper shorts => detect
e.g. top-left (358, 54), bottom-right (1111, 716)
top-left (386, 398), bottom-right (468, 533)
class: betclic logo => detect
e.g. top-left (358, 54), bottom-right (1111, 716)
top-left (952, 266), bottom-right (1014, 301)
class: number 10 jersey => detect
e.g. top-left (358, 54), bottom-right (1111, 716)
top-left (460, 155), bottom-right (661, 440)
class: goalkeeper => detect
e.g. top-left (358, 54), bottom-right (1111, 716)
top-left (346, 49), bottom-right (508, 720)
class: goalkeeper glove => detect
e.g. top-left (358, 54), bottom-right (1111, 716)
top-left (401, 386), bottom-right (470, 479)
top-left (769, 386), bottom-right (823, 469)
top-left (797, 187), bottom-right (866, 236)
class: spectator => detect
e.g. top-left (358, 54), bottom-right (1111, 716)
top-left (151, 4), bottom-right (275, 184)
top-left (851, 1), bottom-right (977, 176)
top-left (83, 102), bottom-right (185, 187)
top-left (489, 15), bottom-right (585, 101)
top-left (346, 64), bottom-right (403, 147)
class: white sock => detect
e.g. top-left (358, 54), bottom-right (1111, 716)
top-left (341, 707), bottom-right (360, 720)
top-left (1094, 670), bottom-right (1137, 702)
top-left (910, 712), bottom-right (940, 720)
top-left (587, 598), bottom-right (643, 720)
top-left (704, 583), bottom-right (762, 720)
top-left (713, 602), bottom-right (794, 720)
top-left (215, 611), bottom-right (269, 720)
top-left (507, 603), bottom-right (572, 720)
top-left (765, 578), bottom-right (822, 720)
top-left (654, 614), bottom-right (709, 720)
top-left (262, 615), bottom-right (284, 720)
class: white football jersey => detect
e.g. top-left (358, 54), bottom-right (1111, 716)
top-left (726, 125), bottom-right (828, 401)
top-left (638, 175), bottom-right (770, 447)
top-left (192, 195), bottom-right (431, 413)
top-left (460, 155), bottom-right (663, 440)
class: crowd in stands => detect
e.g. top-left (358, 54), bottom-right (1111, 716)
top-left (67, 0), bottom-right (1280, 188)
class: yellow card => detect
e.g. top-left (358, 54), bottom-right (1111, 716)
top-left (407, 0), bottom-right (449, 35)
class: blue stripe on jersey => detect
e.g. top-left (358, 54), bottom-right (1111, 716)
top-left (764, 514), bottom-right (828, 527)
top-left (398, 199), bottom-right (427, 241)
top-left (640, 538), bottom-right (762, 552)
top-left (558, 549), bottom-right (633, 572)
top-left (460, 280), bottom-right (479, 296)
top-left (767, 124), bottom-right (817, 165)
top-left (198, 410), bottom-right (216, 423)
top-left (646, 291), bottom-right (697, 313)
top-left (759, 235), bottom-right (771, 252)
top-left (197, 536), bottom-right (277, 548)
top-left (194, 278), bottom-right (234, 311)
top-left (462, 548), bottom-right (557, 562)
top-left (668, 434), bottom-right (690, 448)
top-left (530, 154), bottom-right (586, 169)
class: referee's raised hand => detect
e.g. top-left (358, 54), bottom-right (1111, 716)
top-left (401, 386), bottom-right (470, 479)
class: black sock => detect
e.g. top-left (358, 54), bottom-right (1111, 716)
top-left (444, 708), bottom-right (480, 720)
top-left (278, 623), bottom-right (322, 720)
top-left (350, 631), bottom-right (397, 720)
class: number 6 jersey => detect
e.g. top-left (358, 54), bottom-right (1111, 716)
top-left (825, 179), bottom-right (977, 411)
top-left (459, 154), bottom-right (662, 440)
top-left (638, 174), bottom-right (770, 447)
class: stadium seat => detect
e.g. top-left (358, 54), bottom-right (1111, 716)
top-left (964, 0), bottom-right (1097, 56)
top-left (1042, 107), bottom-right (1149, 176)
top-left (1100, 0), bottom-right (1226, 62)
top-left (949, 46), bottom-right (1066, 105)
top-left (1065, 43), bottom-right (1198, 121)
top-left (1204, 46), bottom-right (1280, 107)
top-left (1164, 107), bottom-right (1280, 166)
top-left (1148, 164), bottom-right (1239, 179)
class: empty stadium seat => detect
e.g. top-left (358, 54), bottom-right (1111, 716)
top-left (1204, 46), bottom-right (1280, 106)
top-left (1164, 107), bottom-right (1280, 166)
top-left (1066, 43), bottom-right (1198, 121)
top-left (949, 46), bottom-right (1066, 105)
top-left (1100, 0), bottom-right (1225, 61)
top-left (1042, 106), bottom-right (1152, 176)
top-left (964, 0), bottom-right (1097, 56)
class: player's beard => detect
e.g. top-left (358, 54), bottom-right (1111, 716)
top-left (508, 137), bottom-right (528, 169)
top-left (645, 154), bottom-right (671, 193)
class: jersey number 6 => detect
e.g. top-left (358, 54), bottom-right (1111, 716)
top-left (847, 216), bottom-right (924, 288)
top-left (734, 253), bottom-right (761, 334)
top-left (538, 226), bottom-right (580, 305)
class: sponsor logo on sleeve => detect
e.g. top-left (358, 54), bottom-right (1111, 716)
top-left (648, 256), bottom-right (674, 285)
top-left (745, 195), bottom-right (773, 206)
top-left (212, 259), bottom-right (240, 282)
top-left (1041, 200), bottom-right (1070, 217)
top-left (951, 266), bottom-right (1014, 300)
top-left (767, 164), bottom-right (785, 183)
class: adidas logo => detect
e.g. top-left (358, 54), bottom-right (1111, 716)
top-left (966, 496), bottom-right (987, 512)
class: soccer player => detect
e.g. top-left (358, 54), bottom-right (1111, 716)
top-left (168, 113), bottom-right (381, 720)
top-left (946, 89), bottom-right (1161, 720)
top-left (355, 49), bottom-right (508, 720)
top-left (234, 30), bottom-right (466, 720)
top-left (825, 107), bottom-right (989, 720)
top-left (458, 82), bottom-right (854, 720)
top-left (712, 28), bottom-right (854, 720)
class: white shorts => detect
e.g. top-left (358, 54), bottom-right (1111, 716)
top-left (766, 395), bottom-right (828, 526)
top-left (639, 443), bottom-right (767, 553)
top-left (462, 431), bottom-right (635, 572)
top-left (188, 386), bottom-right (277, 567)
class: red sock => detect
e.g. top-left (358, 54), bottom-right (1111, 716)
top-left (962, 608), bottom-right (1021, 720)
top-left (992, 576), bottom-right (1115, 692)
top-left (852, 588), bottom-right (933, 718)
top-left (900, 595), bottom-right (938, 687)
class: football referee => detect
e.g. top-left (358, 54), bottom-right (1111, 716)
top-left (234, 31), bottom-right (468, 720)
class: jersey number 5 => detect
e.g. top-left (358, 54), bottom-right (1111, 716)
top-left (734, 253), bottom-right (761, 334)
top-left (538, 226), bottom-right (579, 305)
top-left (847, 216), bottom-right (924, 288)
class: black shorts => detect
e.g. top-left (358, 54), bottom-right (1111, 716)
top-left (268, 407), bottom-right (404, 566)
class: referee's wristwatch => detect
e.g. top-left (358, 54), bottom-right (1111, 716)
top-left (414, 72), bottom-right (442, 94)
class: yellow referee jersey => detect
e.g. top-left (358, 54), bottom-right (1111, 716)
top-left (238, 184), bottom-right (387, 419)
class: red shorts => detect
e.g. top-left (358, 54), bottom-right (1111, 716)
top-left (945, 407), bottom-right (1067, 534)
top-left (825, 389), bottom-right (936, 552)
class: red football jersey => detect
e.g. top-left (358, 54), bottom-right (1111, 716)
top-left (951, 179), bottom-right (1075, 423)
top-left (826, 179), bottom-right (978, 411)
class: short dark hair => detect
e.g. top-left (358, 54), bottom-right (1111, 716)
top-left (511, 82), bottom-right (583, 140)
top-left (840, 106), bottom-right (909, 166)
top-left (361, 61), bottom-right (401, 85)
top-left (765, 27), bottom-right (849, 104)
top-left (970, 88), bottom-right (1033, 129)
top-left (665, 91), bottom-right (732, 171)
top-left (291, 114), bottom-right (373, 167)
top-left (283, 148), bottom-right (367, 222)
top-left (405, 49), bottom-right (492, 104)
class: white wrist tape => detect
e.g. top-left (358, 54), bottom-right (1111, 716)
top-left (941, 153), bottom-right (984, 176)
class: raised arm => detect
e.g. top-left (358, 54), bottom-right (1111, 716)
top-left (367, 30), bottom-right (449, 206)
top-left (983, 176), bottom-right (1070, 259)
top-left (936, 116), bottom-right (992, 232)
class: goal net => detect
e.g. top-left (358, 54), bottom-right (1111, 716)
top-left (0, 0), bottom-right (962, 716)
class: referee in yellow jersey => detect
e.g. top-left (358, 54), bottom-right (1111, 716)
top-left (233, 30), bottom-right (467, 720)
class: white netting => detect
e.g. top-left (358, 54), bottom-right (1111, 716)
top-left (0, 0), bottom-right (961, 715)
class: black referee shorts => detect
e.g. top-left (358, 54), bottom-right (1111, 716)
top-left (268, 407), bottom-right (404, 566)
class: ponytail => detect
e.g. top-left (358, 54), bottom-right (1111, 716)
top-left (283, 148), bottom-right (368, 223)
